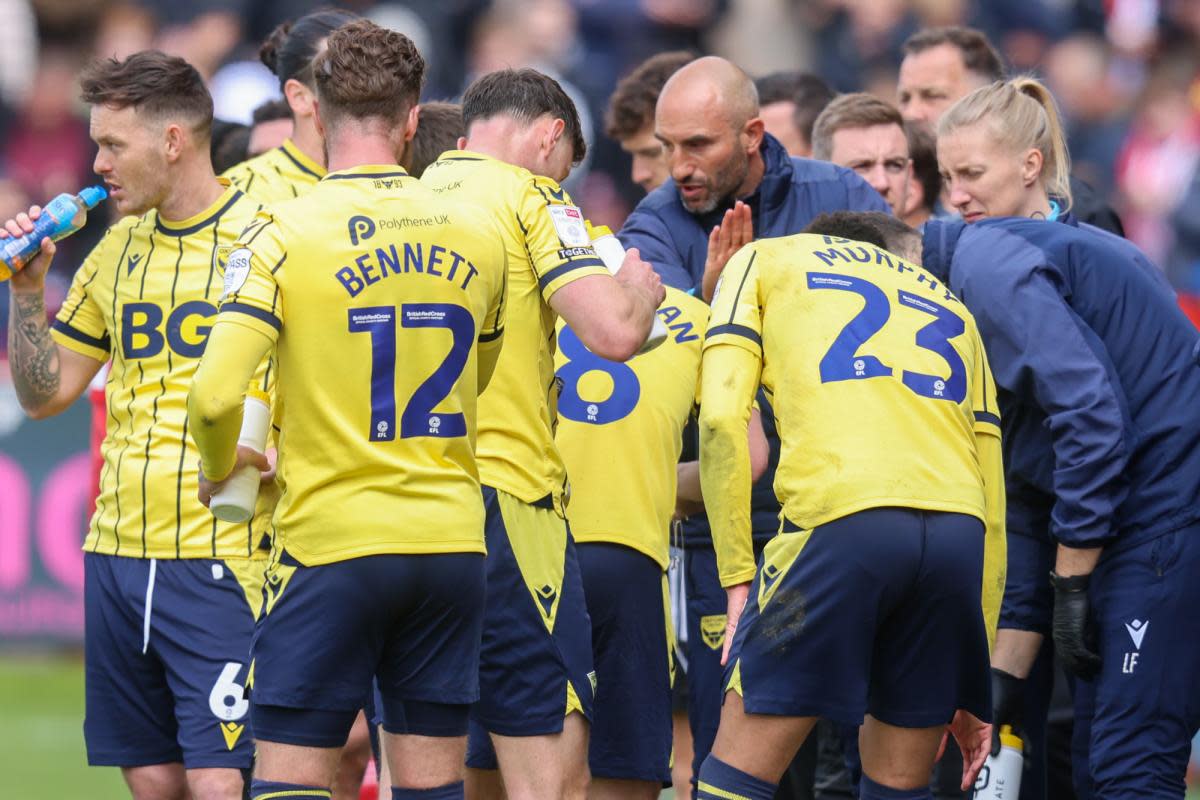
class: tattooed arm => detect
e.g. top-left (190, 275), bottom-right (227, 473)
top-left (5, 209), bottom-right (103, 418)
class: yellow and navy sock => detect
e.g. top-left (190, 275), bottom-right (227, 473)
top-left (249, 779), bottom-right (331, 799)
top-left (390, 782), bottom-right (464, 799)
top-left (859, 773), bottom-right (934, 799)
top-left (695, 754), bottom-right (776, 799)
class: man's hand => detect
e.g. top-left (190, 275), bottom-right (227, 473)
top-left (720, 581), bottom-right (750, 666)
top-left (702, 201), bottom-right (753, 302)
top-left (990, 667), bottom-right (1025, 756)
top-left (615, 247), bottom-right (665, 307)
top-left (1051, 571), bottom-right (1101, 679)
top-left (942, 709), bottom-right (991, 791)
top-left (198, 446), bottom-right (271, 508)
top-left (2, 206), bottom-right (56, 292)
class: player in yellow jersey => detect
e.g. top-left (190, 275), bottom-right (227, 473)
top-left (555, 285), bottom-right (768, 799)
top-left (420, 68), bottom-right (664, 800)
top-left (222, 9), bottom-right (359, 202)
top-left (694, 212), bottom-right (1006, 800)
top-left (3, 52), bottom-right (270, 800)
top-left (188, 22), bottom-right (506, 800)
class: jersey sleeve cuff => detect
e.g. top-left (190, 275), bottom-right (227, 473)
top-left (703, 324), bottom-right (762, 356)
top-left (973, 410), bottom-right (1002, 435)
top-left (538, 259), bottom-right (610, 300)
top-left (720, 566), bottom-right (758, 588)
top-left (50, 320), bottom-right (111, 360)
top-left (219, 302), bottom-right (282, 339)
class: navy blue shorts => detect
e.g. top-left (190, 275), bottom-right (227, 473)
top-left (84, 552), bottom-right (260, 768)
top-left (466, 487), bottom-right (595, 769)
top-left (578, 542), bottom-right (673, 783)
top-left (251, 549), bottom-right (484, 748)
top-left (1070, 524), bottom-right (1200, 798)
top-left (726, 508), bottom-right (991, 728)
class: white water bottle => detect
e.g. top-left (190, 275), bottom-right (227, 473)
top-left (973, 726), bottom-right (1023, 800)
top-left (209, 390), bottom-right (271, 523)
top-left (588, 223), bottom-right (668, 354)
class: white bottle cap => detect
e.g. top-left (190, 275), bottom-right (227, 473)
top-left (209, 392), bottom-right (271, 524)
top-left (591, 232), bottom-right (668, 355)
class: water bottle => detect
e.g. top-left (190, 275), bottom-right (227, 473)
top-left (209, 390), bottom-right (271, 524)
top-left (973, 726), bottom-right (1023, 800)
top-left (0, 186), bottom-right (108, 280)
top-left (587, 223), bottom-right (668, 354)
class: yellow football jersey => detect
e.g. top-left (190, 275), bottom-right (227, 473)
top-left (421, 151), bottom-right (609, 510)
top-left (214, 165), bottom-right (507, 566)
top-left (554, 287), bottom-right (708, 568)
top-left (706, 233), bottom-right (1001, 534)
top-left (222, 138), bottom-right (324, 203)
top-left (51, 182), bottom-right (275, 559)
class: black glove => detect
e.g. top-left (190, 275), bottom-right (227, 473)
top-left (990, 667), bottom-right (1026, 756)
top-left (1050, 571), bottom-right (1101, 680)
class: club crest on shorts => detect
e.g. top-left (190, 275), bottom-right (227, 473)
top-left (700, 614), bottom-right (727, 650)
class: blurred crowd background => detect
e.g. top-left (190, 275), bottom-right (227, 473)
top-left (2, 0), bottom-right (1200, 349)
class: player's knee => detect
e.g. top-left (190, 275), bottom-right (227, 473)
top-left (186, 767), bottom-right (246, 800)
top-left (122, 764), bottom-right (189, 800)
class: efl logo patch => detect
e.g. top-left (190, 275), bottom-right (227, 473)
top-left (547, 205), bottom-right (589, 247)
top-left (700, 614), bottom-right (727, 651)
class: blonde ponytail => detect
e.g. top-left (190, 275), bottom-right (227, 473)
top-left (938, 76), bottom-right (1073, 211)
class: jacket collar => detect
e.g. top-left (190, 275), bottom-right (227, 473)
top-left (921, 218), bottom-right (966, 284)
top-left (694, 133), bottom-right (794, 229)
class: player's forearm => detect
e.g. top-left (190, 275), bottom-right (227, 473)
top-left (1054, 543), bottom-right (1102, 577)
top-left (699, 346), bottom-right (759, 587)
top-left (991, 628), bottom-right (1044, 679)
top-left (600, 281), bottom-right (657, 361)
top-left (188, 321), bottom-right (272, 481)
top-left (8, 288), bottom-right (65, 418)
top-left (978, 431), bottom-right (1007, 649)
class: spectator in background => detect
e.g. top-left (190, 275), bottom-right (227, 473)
top-left (400, 100), bottom-right (463, 178)
top-left (811, 93), bottom-right (911, 217)
top-left (248, 97), bottom-right (293, 156)
top-left (604, 50), bottom-right (694, 194)
top-left (897, 26), bottom-right (1004, 131)
top-left (754, 71), bottom-right (833, 158)
top-left (902, 122), bottom-right (939, 228)
top-left (1043, 34), bottom-right (1131, 199)
top-left (0, 0), bottom-right (37, 107)
top-left (1114, 55), bottom-right (1200, 264)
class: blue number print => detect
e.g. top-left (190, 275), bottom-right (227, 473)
top-left (806, 272), bottom-right (892, 383)
top-left (897, 291), bottom-right (966, 402)
top-left (556, 326), bottom-right (640, 424)
top-left (347, 303), bottom-right (474, 441)
top-left (808, 273), bottom-right (967, 402)
top-left (400, 303), bottom-right (471, 438)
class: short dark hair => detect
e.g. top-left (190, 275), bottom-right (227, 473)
top-left (803, 211), bottom-right (920, 255)
top-left (463, 68), bottom-right (587, 164)
top-left (604, 51), bottom-right (694, 140)
top-left (905, 122), bottom-right (940, 213)
top-left (902, 26), bottom-right (1005, 82)
top-left (260, 7), bottom-right (359, 89)
top-left (404, 101), bottom-right (464, 178)
top-left (312, 19), bottom-right (425, 126)
top-left (212, 123), bottom-right (250, 173)
top-left (791, 74), bottom-right (837, 149)
top-left (252, 98), bottom-right (293, 125)
top-left (80, 50), bottom-right (214, 140)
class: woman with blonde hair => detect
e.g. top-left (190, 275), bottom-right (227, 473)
top-left (936, 77), bottom-right (1073, 222)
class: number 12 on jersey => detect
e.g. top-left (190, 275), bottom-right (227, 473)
top-left (348, 304), bottom-right (473, 441)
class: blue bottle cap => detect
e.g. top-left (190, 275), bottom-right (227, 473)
top-left (79, 185), bottom-right (108, 209)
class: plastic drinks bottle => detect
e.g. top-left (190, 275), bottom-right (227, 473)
top-left (586, 222), bottom-right (668, 354)
top-left (209, 390), bottom-right (272, 524)
top-left (0, 186), bottom-right (108, 280)
top-left (973, 726), bottom-right (1023, 800)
